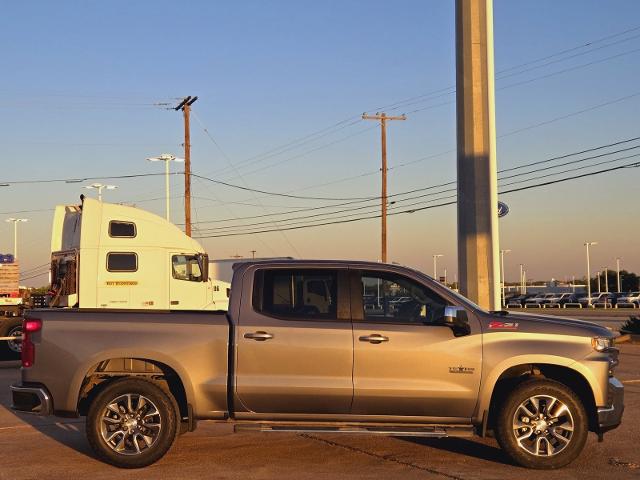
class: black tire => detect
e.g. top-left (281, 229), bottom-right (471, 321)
top-left (86, 377), bottom-right (179, 468)
top-left (0, 319), bottom-right (22, 360)
top-left (495, 379), bottom-right (588, 469)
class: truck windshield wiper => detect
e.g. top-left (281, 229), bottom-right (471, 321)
top-left (490, 310), bottom-right (509, 316)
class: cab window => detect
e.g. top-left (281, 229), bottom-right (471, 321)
top-left (359, 271), bottom-right (447, 324)
top-left (172, 255), bottom-right (203, 282)
top-left (253, 269), bottom-right (337, 320)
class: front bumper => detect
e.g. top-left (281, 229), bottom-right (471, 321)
top-left (10, 383), bottom-right (53, 416)
top-left (597, 377), bottom-right (624, 433)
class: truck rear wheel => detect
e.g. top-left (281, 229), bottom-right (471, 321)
top-left (86, 377), bottom-right (179, 468)
top-left (495, 379), bottom-right (588, 469)
top-left (0, 320), bottom-right (22, 360)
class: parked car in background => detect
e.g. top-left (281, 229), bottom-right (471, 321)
top-left (524, 293), bottom-right (555, 307)
top-left (544, 293), bottom-right (580, 307)
top-left (578, 292), bottom-right (605, 307)
top-left (506, 293), bottom-right (535, 307)
top-left (593, 292), bottom-right (626, 308)
top-left (617, 291), bottom-right (640, 307)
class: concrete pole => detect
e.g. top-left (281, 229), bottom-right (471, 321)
top-left (604, 267), bottom-right (609, 293)
top-left (455, 0), bottom-right (500, 310)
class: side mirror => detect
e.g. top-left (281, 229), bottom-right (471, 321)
top-left (443, 306), bottom-right (471, 337)
top-left (197, 253), bottom-right (209, 283)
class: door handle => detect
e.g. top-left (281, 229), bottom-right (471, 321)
top-left (244, 331), bottom-right (274, 341)
top-left (359, 334), bottom-right (389, 344)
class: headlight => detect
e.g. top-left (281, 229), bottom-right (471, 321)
top-left (592, 336), bottom-right (614, 352)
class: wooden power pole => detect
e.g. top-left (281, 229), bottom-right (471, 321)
top-left (362, 112), bottom-right (406, 263)
top-left (174, 96), bottom-right (198, 236)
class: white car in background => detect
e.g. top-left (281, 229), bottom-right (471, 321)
top-left (617, 291), bottom-right (640, 307)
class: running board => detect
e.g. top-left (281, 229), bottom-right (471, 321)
top-left (234, 422), bottom-right (475, 438)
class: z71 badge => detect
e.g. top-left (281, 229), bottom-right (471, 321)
top-left (488, 321), bottom-right (519, 330)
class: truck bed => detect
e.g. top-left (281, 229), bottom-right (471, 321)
top-left (22, 308), bottom-right (230, 419)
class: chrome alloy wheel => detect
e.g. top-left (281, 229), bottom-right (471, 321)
top-left (99, 393), bottom-right (162, 456)
top-left (512, 394), bottom-right (574, 457)
top-left (7, 326), bottom-right (22, 353)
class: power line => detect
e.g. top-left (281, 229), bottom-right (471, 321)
top-left (201, 25), bottom-right (640, 181)
top-left (193, 159), bottom-right (640, 239)
top-left (191, 111), bottom-right (301, 257)
top-left (186, 135), bottom-right (640, 226)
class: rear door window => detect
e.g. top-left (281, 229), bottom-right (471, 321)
top-left (253, 269), bottom-right (338, 320)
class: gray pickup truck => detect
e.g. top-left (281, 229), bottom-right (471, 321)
top-left (10, 260), bottom-right (623, 469)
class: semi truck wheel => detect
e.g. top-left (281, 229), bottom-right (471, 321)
top-left (0, 320), bottom-right (22, 360)
top-left (86, 377), bottom-right (179, 468)
top-left (495, 378), bottom-right (588, 469)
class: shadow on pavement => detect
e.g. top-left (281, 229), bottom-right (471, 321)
top-left (399, 436), bottom-right (514, 466)
top-left (0, 363), bottom-right (95, 461)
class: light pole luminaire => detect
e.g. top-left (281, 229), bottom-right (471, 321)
top-left (84, 183), bottom-right (118, 202)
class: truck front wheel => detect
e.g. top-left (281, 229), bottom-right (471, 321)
top-left (495, 379), bottom-right (588, 469)
top-left (86, 377), bottom-right (179, 468)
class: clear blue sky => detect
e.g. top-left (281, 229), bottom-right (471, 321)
top-left (1, 0), bottom-right (639, 286)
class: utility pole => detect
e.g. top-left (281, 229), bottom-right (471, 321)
top-left (616, 257), bottom-right (621, 292)
top-left (456, 0), bottom-right (500, 310)
top-left (362, 112), bottom-right (406, 263)
top-left (174, 96), bottom-right (198, 236)
top-left (251, 250), bottom-right (256, 259)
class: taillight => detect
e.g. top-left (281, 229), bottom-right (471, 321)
top-left (21, 318), bottom-right (42, 368)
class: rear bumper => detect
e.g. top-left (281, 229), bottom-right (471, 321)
top-left (10, 383), bottom-right (53, 416)
top-left (597, 377), bottom-right (624, 433)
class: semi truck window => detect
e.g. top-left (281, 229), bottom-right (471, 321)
top-left (109, 221), bottom-right (136, 238)
top-left (360, 271), bottom-right (446, 325)
top-left (172, 255), bottom-right (203, 282)
top-left (106, 252), bottom-right (138, 272)
top-left (253, 269), bottom-right (337, 320)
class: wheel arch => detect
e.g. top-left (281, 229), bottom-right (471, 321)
top-left (482, 361), bottom-right (598, 432)
top-left (76, 357), bottom-right (191, 420)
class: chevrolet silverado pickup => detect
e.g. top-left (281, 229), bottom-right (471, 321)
top-left (10, 260), bottom-right (623, 469)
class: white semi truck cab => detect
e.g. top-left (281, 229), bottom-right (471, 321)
top-left (49, 197), bottom-right (228, 310)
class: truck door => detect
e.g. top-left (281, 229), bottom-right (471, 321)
top-left (235, 267), bottom-right (353, 415)
top-left (350, 269), bottom-right (482, 419)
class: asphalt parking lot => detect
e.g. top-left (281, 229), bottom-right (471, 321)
top-left (0, 345), bottom-right (638, 480)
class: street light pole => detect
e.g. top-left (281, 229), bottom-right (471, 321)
top-left (604, 266), bottom-right (609, 293)
top-left (5, 218), bottom-right (28, 259)
top-left (616, 258), bottom-right (621, 292)
top-left (500, 249), bottom-right (511, 307)
top-left (146, 154), bottom-right (184, 222)
top-left (433, 254), bottom-right (444, 280)
top-left (519, 263), bottom-right (524, 294)
top-left (584, 242), bottom-right (597, 307)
